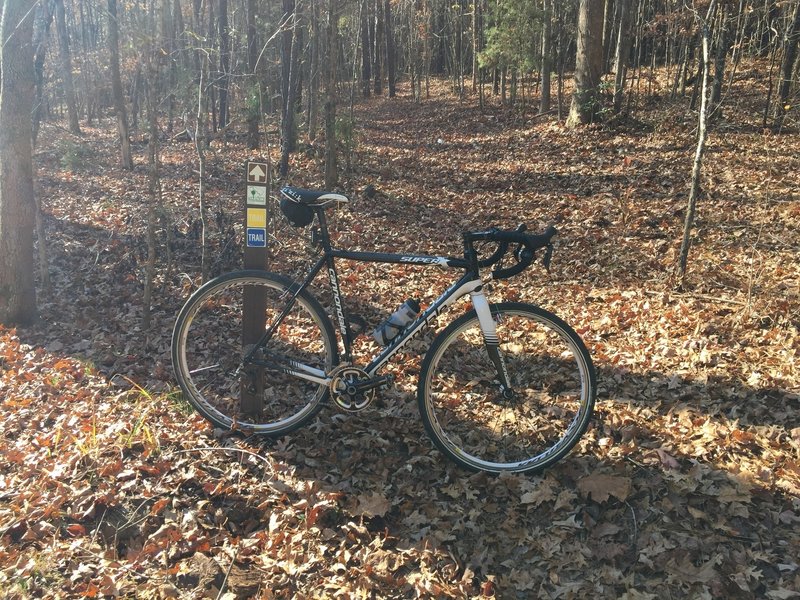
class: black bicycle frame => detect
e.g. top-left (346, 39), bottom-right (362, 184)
top-left (244, 210), bottom-right (511, 388)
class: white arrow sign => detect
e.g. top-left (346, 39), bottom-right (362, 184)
top-left (248, 163), bottom-right (267, 183)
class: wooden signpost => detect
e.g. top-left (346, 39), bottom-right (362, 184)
top-left (241, 160), bottom-right (269, 415)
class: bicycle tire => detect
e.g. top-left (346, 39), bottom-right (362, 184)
top-left (418, 302), bottom-right (595, 474)
top-left (171, 270), bottom-right (338, 435)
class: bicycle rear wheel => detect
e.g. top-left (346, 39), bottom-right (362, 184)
top-left (418, 302), bottom-right (595, 474)
top-left (171, 270), bottom-right (337, 435)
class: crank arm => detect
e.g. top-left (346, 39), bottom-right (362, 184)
top-left (354, 374), bottom-right (394, 393)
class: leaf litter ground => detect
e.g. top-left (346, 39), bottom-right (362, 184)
top-left (1, 75), bottom-right (799, 598)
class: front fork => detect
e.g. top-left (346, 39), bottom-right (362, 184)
top-left (471, 289), bottom-right (514, 398)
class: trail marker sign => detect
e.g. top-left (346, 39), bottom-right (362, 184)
top-left (242, 160), bottom-right (269, 415)
top-left (247, 162), bottom-right (267, 184)
top-left (248, 185), bottom-right (267, 205)
top-left (244, 163), bottom-right (268, 250)
top-left (247, 228), bottom-right (266, 247)
top-left (247, 207), bottom-right (267, 229)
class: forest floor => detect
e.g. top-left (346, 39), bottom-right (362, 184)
top-left (1, 73), bottom-right (799, 599)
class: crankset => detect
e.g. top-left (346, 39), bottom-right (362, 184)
top-left (328, 366), bottom-right (393, 412)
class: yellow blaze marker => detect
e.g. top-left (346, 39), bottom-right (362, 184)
top-left (247, 208), bottom-right (267, 228)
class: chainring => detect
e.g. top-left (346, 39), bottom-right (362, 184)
top-left (329, 366), bottom-right (375, 412)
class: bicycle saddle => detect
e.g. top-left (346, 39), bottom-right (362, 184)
top-left (280, 186), bottom-right (349, 207)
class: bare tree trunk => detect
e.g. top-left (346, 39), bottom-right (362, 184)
top-left (280, 0), bottom-right (294, 122)
top-left (689, 37), bottom-right (704, 110)
top-left (246, 0), bottom-right (259, 148)
top-left (567, 0), bottom-right (605, 127)
top-left (217, 0), bottom-right (230, 129)
top-left (31, 2), bottom-right (53, 295)
top-left (556, 0), bottom-right (567, 119)
top-left (613, 0), bottom-right (632, 113)
top-left (711, 5), bottom-right (732, 110)
top-left (472, 0), bottom-right (479, 92)
top-left (0, 0), bottom-right (38, 324)
top-left (409, 3), bottom-right (421, 102)
top-left (196, 56), bottom-right (210, 282)
top-left (424, 0), bottom-right (431, 98)
top-left (173, 0), bottom-right (187, 66)
top-left (308, 0), bottom-right (320, 141)
top-left (602, 0), bottom-right (616, 72)
top-left (373, 0), bottom-right (383, 95)
top-left (775, 0), bottom-right (800, 127)
top-left (678, 0), bottom-right (717, 286)
top-left (385, 0), bottom-right (395, 97)
top-left (54, 0), bottom-right (81, 135)
top-left (143, 67), bottom-right (160, 331)
top-left (324, 0), bottom-right (338, 189)
top-left (32, 0), bottom-right (54, 148)
top-left (675, 36), bottom-right (692, 98)
top-left (78, 0), bottom-right (98, 125)
top-left (762, 23), bottom-right (781, 128)
top-left (360, 0), bottom-right (371, 97)
top-left (279, 3), bottom-right (299, 178)
top-left (31, 2), bottom-right (52, 293)
top-left (454, 0), bottom-right (464, 98)
top-left (107, 0), bottom-right (133, 169)
top-left (130, 65), bottom-right (141, 130)
top-left (540, 0), bottom-right (552, 113)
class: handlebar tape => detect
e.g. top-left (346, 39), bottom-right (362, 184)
top-left (465, 225), bottom-right (557, 279)
top-left (489, 225), bottom-right (557, 250)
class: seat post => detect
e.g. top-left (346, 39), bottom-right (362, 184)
top-left (315, 208), bottom-right (334, 253)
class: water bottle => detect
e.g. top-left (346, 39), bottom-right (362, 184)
top-left (373, 299), bottom-right (421, 345)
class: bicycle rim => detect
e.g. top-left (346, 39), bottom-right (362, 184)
top-left (419, 303), bottom-right (595, 474)
top-left (172, 272), bottom-right (336, 435)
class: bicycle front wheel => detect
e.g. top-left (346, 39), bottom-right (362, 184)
top-left (418, 302), bottom-right (595, 474)
top-left (171, 270), bottom-right (337, 435)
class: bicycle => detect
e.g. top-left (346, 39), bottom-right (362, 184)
top-left (171, 186), bottom-right (596, 474)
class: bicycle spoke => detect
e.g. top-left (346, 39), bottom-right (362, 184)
top-left (188, 364), bottom-right (223, 375)
top-left (419, 303), bottom-right (595, 474)
top-left (172, 272), bottom-right (336, 435)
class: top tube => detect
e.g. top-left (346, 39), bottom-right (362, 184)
top-left (330, 249), bottom-right (469, 269)
top-left (314, 210), bottom-right (472, 270)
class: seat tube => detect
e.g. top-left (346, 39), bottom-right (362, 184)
top-left (327, 257), bottom-right (353, 358)
top-left (471, 289), bottom-right (513, 393)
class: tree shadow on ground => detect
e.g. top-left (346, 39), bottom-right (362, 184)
top-left (234, 358), bottom-right (799, 597)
